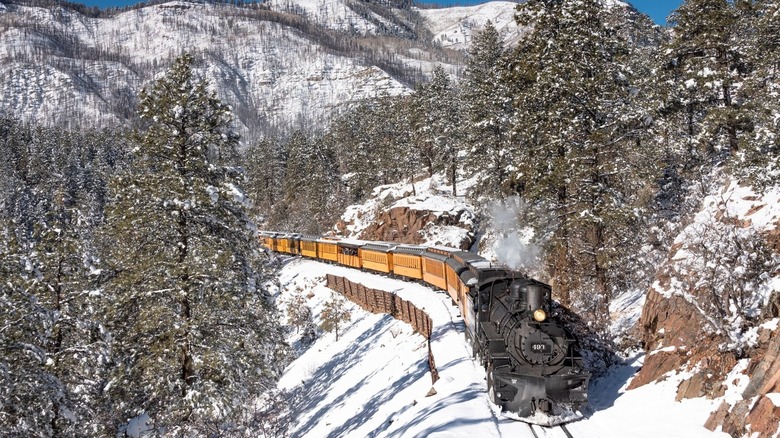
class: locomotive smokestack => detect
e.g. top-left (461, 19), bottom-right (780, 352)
top-left (527, 283), bottom-right (545, 312)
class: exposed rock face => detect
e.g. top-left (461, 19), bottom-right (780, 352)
top-left (629, 287), bottom-right (735, 398)
top-left (631, 183), bottom-right (780, 436)
top-left (343, 206), bottom-right (473, 249)
top-left (703, 328), bottom-right (780, 437)
top-left (634, 286), bottom-right (780, 437)
top-left (633, 284), bottom-right (780, 436)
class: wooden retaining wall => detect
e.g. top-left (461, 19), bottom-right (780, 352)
top-left (326, 274), bottom-right (439, 383)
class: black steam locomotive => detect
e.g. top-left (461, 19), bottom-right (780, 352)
top-left (259, 232), bottom-right (590, 424)
top-left (471, 269), bottom-right (589, 423)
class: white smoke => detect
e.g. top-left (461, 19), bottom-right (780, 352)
top-left (489, 197), bottom-right (541, 273)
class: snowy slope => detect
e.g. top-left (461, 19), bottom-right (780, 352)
top-left (418, 2), bottom-right (525, 50)
top-left (271, 258), bottom-right (729, 438)
top-left (265, 173), bottom-right (767, 437)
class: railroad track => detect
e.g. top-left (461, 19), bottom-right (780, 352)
top-left (527, 423), bottom-right (575, 438)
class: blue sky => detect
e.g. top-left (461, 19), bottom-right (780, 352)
top-left (624, 0), bottom-right (683, 25)
top-left (77, 0), bottom-right (684, 26)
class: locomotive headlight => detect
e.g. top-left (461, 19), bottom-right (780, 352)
top-left (533, 309), bottom-right (547, 322)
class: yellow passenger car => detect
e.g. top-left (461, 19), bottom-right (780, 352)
top-left (360, 243), bottom-right (394, 273)
top-left (337, 241), bottom-right (362, 268)
top-left (391, 245), bottom-right (424, 280)
top-left (299, 236), bottom-right (319, 258)
top-left (276, 234), bottom-right (295, 254)
top-left (317, 238), bottom-right (339, 263)
top-left (278, 236), bottom-right (288, 253)
top-left (422, 251), bottom-right (448, 291)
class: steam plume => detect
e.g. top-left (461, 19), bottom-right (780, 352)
top-left (489, 197), bottom-right (540, 272)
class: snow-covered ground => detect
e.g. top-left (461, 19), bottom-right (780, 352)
top-left (265, 174), bottom-right (780, 437)
top-left (271, 258), bottom-right (730, 437)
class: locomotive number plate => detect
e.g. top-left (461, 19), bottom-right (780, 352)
top-left (530, 342), bottom-right (552, 354)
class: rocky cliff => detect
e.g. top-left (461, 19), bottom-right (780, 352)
top-left (630, 182), bottom-right (780, 437)
top-left (335, 176), bottom-right (476, 250)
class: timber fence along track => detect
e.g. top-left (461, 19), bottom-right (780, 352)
top-left (326, 274), bottom-right (439, 383)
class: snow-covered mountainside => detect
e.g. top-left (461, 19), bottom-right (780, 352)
top-left (0, 0), bottom-right (649, 144)
top-left (417, 1), bottom-right (525, 50)
top-left (0, 0), bottom-right (508, 143)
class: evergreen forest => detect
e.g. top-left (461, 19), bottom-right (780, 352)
top-left (1, 0), bottom-right (779, 435)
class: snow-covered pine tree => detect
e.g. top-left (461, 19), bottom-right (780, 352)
top-left (100, 54), bottom-right (286, 435)
top-left (328, 102), bottom-right (381, 201)
top-left (277, 130), bottom-right (345, 233)
top-left (657, 0), bottom-right (751, 165)
top-left (23, 193), bottom-right (111, 436)
top-left (463, 21), bottom-right (514, 199)
top-left (738, 0), bottom-right (780, 187)
top-left (243, 138), bottom-right (288, 222)
top-left (510, 0), bottom-right (651, 323)
top-left (410, 66), bottom-right (462, 194)
top-left (0, 219), bottom-right (55, 436)
top-left (327, 96), bottom-right (418, 200)
top-left (0, 120), bottom-right (115, 437)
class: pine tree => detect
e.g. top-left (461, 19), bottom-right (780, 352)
top-left (100, 54), bottom-right (286, 434)
top-left (0, 120), bottom-right (115, 437)
top-left (24, 193), bottom-right (110, 437)
top-left (320, 292), bottom-right (351, 341)
top-left (410, 66), bottom-right (462, 194)
top-left (243, 137), bottom-right (287, 222)
top-left (657, 0), bottom-right (751, 164)
top-left (509, 0), bottom-right (652, 323)
top-left (0, 219), bottom-right (53, 436)
top-left (328, 97), bottom-right (415, 201)
top-left (278, 131), bottom-right (345, 233)
top-left (738, 0), bottom-right (780, 187)
top-left (463, 21), bottom-right (514, 199)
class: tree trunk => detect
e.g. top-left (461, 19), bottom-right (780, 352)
top-left (450, 159), bottom-right (457, 197)
top-left (552, 180), bottom-right (571, 305)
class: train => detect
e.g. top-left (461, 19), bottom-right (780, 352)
top-left (259, 231), bottom-right (590, 425)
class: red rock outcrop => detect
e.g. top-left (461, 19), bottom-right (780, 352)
top-left (634, 292), bottom-right (780, 437)
top-left (336, 206), bottom-right (473, 249)
top-left (702, 328), bottom-right (780, 437)
top-left (632, 222), bottom-right (780, 437)
top-left (628, 287), bottom-right (735, 397)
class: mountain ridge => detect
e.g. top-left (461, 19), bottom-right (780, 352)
top-left (0, 0), bottom-right (511, 142)
top-left (0, 0), bottom-right (651, 143)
